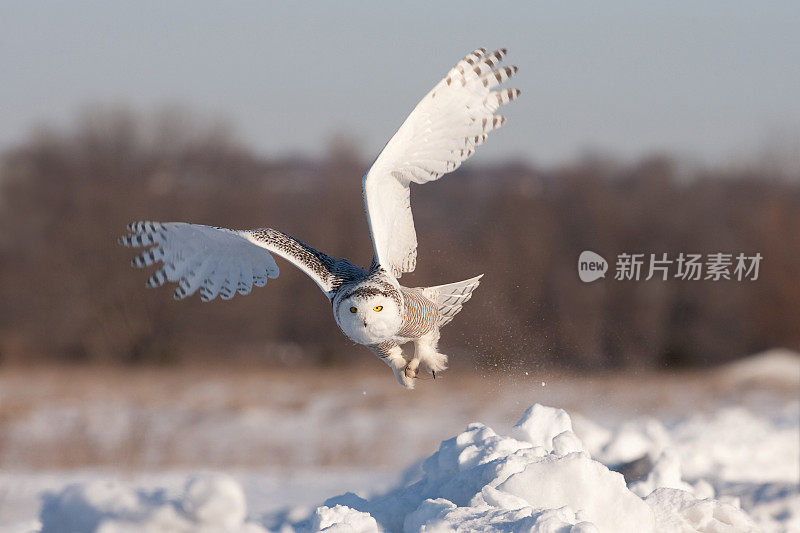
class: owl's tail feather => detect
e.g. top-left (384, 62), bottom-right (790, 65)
top-left (426, 275), bottom-right (483, 328)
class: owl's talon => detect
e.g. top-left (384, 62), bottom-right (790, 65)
top-left (404, 359), bottom-right (420, 379)
top-left (394, 367), bottom-right (415, 389)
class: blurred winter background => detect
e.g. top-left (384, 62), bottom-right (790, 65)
top-left (0, 2), bottom-right (798, 532)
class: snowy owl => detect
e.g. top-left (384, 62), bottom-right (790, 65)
top-left (121, 48), bottom-right (520, 388)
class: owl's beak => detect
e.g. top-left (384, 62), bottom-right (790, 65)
top-left (363, 320), bottom-right (368, 327)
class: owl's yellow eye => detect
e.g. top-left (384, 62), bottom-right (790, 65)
top-left (373, 305), bottom-right (383, 312)
top-left (349, 306), bottom-right (357, 313)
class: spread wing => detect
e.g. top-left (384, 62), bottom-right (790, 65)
top-left (363, 48), bottom-right (520, 278)
top-left (120, 222), bottom-right (363, 301)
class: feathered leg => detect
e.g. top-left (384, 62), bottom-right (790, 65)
top-left (413, 328), bottom-right (448, 378)
top-left (368, 341), bottom-right (414, 389)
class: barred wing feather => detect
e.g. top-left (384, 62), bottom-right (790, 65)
top-left (120, 222), bottom-right (358, 301)
top-left (363, 48), bottom-right (520, 278)
top-left (426, 274), bottom-right (483, 327)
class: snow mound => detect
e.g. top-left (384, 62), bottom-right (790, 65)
top-left (646, 488), bottom-right (760, 533)
top-left (310, 505), bottom-right (379, 532)
top-left (299, 404), bottom-right (756, 532)
top-left (39, 474), bottom-right (265, 533)
top-left (718, 348), bottom-right (800, 387)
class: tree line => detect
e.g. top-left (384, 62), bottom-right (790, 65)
top-left (1, 109), bottom-right (797, 370)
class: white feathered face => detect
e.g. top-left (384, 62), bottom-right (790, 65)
top-left (334, 291), bottom-right (402, 345)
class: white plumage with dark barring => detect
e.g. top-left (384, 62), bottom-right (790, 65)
top-left (121, 48), bottom-right (520, 388)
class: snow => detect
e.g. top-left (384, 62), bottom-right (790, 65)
top-left (646, 487), bottom-right (768, 533)
top-left (0, 353), bottom-right (797, 532)
top-left (310, 505), bottom-right (378, 533)
top-left (38, 475), bottom-right (264, 533)
top-left (31, 403), bottom-right (784, 532)
top-left (298, 405), bottom-right (763, 532)
top-left (717, 349), bottom-right (800, 388)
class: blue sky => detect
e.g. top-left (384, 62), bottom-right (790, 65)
top-left (1, 1), bottom-right (798, 166)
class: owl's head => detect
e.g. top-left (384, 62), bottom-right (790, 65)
top-left (334, 287), bottom-right (402, 345)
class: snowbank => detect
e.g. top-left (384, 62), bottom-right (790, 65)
top-left (717, 348), bottom-right (800, 388)
top-left (38, 404), bottom-right (764, 532)
top-left (305, 405), bottom-right (757, 532)
top-left (39, 474), bottom-right (266, 533)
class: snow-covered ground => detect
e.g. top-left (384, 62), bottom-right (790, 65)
top-left (0, 350), bottom-right (797, 532)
